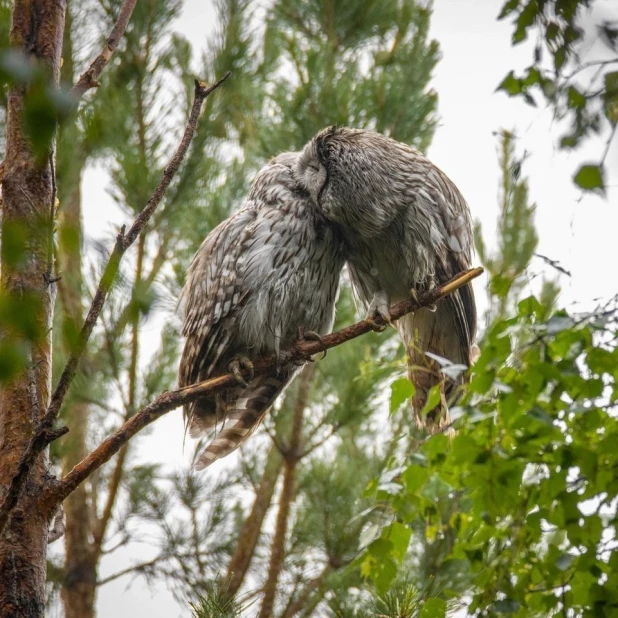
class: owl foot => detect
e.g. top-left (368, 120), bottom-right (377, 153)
top-left (366, 291), bottom-right (391, 332)
top-left (410, 286), bottom-right (437, 312)
top-left (228, 355), bottom-right (254, 387)
top-left (297, 327), bottom-right (327, 360)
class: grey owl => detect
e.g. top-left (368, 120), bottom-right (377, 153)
top-left (295, 127), bottom-right (477, 432)
top-left (178, 153), bottom-right (345, 469)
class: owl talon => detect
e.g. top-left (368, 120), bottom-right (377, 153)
top-left (297, 327), bottom-right (327, 359)
top-left (366, 291), bottom-right (391, 332)
top-left (366, 316), bottom-right (388, 333)
top-left (410, 285), bottom-right (437, 312)
top-left (228, 356), bottom-right (254, 387)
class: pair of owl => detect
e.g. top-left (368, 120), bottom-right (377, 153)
top-left (179, 127), bottom-right (477, 470)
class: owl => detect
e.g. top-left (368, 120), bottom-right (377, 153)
top-left (178, 152), bottom-right (345, 469)
top-left (294, 127), bottom-right (477, 432)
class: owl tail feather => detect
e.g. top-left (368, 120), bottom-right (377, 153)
top-left (408, 350), bottom-right (451, 434)
top-left (398, 305), bottom-right (470, 435)
top-left (193, 372), bottom-right (289, 471)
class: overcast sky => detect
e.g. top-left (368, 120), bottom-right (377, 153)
top-left (81, 1), bottom-right (618, 616)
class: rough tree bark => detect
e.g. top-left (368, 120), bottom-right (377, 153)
top-left (0, 0), bottom-right (66, 615)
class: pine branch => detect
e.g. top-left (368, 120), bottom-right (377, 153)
top-left (0, 75), bottom-right (231, 538)
top-left (44, 267), bottom-right (483, 508)
top-left (70, 0), bottom-right (138, 100)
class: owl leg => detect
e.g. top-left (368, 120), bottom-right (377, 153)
top-left (365, 290), bottom-right (391, 332)
top-left (228, 354), bottom-right (254, 387)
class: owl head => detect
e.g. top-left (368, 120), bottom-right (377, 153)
top-left (295, 126), bottom-right (404, 237)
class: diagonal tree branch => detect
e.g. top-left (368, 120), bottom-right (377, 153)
top-left (45, 267), bottom-right (483, 508)
top-left (0, 74), bottom-right (231, 538)
top-left (70, 0), bottom-right (139, 100)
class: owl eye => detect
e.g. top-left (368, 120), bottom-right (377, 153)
top-left (308, 163), bottom-right (320, 173)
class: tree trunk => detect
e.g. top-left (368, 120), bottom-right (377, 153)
top-left (0, 1), bottom-right (66, 615)
top-left (54, 4), bottom-right (99, 614)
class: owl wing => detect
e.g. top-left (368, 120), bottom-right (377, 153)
top-left (178, 207), bottom-right (257, 393)
top-left (429, 165), bottom-right (477, 359)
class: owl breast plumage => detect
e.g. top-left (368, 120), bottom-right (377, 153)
top-left (179, 153), bottom-right (345, 469)
top-left (295, 126), bottom-right (478, 432)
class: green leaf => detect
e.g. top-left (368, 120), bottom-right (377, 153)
top-left (419, 598), bottom-right (447, 618)
top-left (382, 521), bottom-right (411, 562)
top-left (420, 384), bottom-right (442, 419)
top-left (604, 72), bottom-right (618, 97)
top-left (402, 464), bottom-right (429, 494)
top-left (390, 377), bottom-right (415, 414)
top-left (604, 72), bottom-right (618, 125)
top-left (567, 85), bottom-right (586, 109)
top-left (554, 46), bottom-right (567, 71)
top-left (573, 164), bottom-right (604, 192)
top-left (497, 71), bottom-right (522, 96)
top-left (362, 539), bottom-right (399, 594)
top-left (545, 21), bottom-right (560, 42)
top-left (490, 273), bottom-right (512, 298)
top-left (513, 0), bottom-right (539, 44)
top-left (0, 339), bottom-right (27, 382)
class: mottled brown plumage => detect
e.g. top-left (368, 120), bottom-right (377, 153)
top-left (179, 153), bottom-right (345, 469)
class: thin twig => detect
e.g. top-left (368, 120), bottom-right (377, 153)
top-left (45, 267), bottom-right (483, 508)
top-left (0, 75), bottom-right (230, 538)
top-left (70, 0), bottom-right (139, 100)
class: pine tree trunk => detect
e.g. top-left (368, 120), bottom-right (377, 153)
top-left (58, 181), bottom-right (98, 617)
top-left (59, 369), bottom-right (96, 618)
top-left (54, 4), bottom-right (99, 614)
top-left (0, 1), bottom-right (66, 615)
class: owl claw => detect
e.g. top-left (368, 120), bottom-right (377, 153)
top-left (410, 286), bottom-right (437, 312)
top-left (297, 327), bottom-right (327, 360)
top-left (228, 356), bottom-right (254, 387)
top-left (366, 316), bottom-right (388, 332)
top-left (366, 292), bottom-right (391, 332)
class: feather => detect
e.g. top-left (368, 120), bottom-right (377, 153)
top-left (179, 154), bottom-right (345, 467)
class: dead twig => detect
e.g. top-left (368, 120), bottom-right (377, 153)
top-left (70, 0), bottom-right (139, 100)
top-left (0, 75), bottom-right (230, 538)
top-left (46, 267), bottom-right (483, 507)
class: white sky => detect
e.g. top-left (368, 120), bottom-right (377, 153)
top-left (76, 0), bottom-right (618, 616)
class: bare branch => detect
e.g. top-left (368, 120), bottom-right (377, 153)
top-left (70, 0), bottom-right (138, 100)
top-left (45, 267), bottom-right (483, 508)
top-left (0, 75), bottom-right (231, 538)
top-left (95, 554), bottom-right (176, 587)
